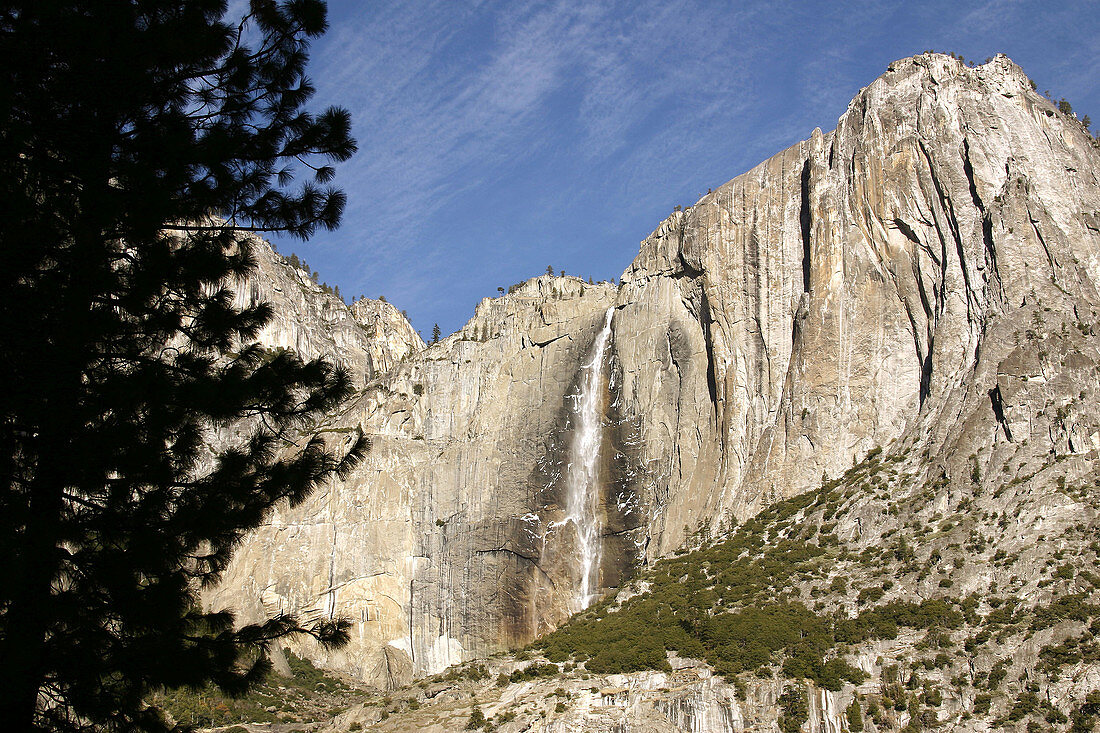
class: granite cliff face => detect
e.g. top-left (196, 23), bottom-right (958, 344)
top-left (235, 241), bottom-right (424, 386)
top-left (615, 52), bottom-right (1100, 556)
top-left (212, 275), bottom-right (635, 686)
top-left (210, 53), bottom-right (1100, 704)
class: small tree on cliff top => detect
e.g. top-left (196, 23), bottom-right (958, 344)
top-left (0, 1), bottom-right (366, 729)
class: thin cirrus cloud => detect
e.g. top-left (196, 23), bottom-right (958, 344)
top-left (259, 0), bottom-right (1098, 335)
top-left (293, 2), bottom-right (770, 306)
top-left (302, 4), bottom-right (577, 269)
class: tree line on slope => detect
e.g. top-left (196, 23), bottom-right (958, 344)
top-left (535, 446), bottom-right (1100, 730)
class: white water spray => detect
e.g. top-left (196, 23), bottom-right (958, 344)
top-left (564, 307), bottom-right (614, 610)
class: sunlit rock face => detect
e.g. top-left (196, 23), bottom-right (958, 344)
top-left (235, 239), bottom-right (425, 386)
top-left (211, 275), bottom-right (640, 688)
top-left (210, 53), bottom-right (1100, 688)
top-left (615, 52), bottom-right (1100, 555)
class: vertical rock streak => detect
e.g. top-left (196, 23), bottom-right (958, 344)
top-left (564, 307), bottom-right (615, 610)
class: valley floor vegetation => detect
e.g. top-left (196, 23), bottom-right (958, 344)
top-left (149, 649), bottom-right (358, 728)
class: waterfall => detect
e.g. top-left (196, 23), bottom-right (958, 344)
top-left (564, 306), bottom-right (614, 610)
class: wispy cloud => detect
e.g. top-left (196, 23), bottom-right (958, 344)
top-left (274, 0), bottom-right (1098, 332)
top-left (305, 1), bottom-right (769, 262)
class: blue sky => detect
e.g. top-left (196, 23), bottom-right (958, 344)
top-left (262, 0), bottom-right (1099, 338)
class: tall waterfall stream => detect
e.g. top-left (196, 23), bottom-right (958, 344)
top-left (563, 307), bottom-right (614, 611)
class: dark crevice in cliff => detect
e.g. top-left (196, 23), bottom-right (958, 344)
top-left (989, 386), bottom-right (1013, 441)
top-left (530, 332), bottom-right (570, 347)
top-left (919, 351), bottom-right (934, 406)
top-left (474, 547), bottom-right (558, 588)
top-left (791, 292), bottom-right (809, 357)
top-left (1027, 208), bottom-right (1059, 283)
top-left (981, 215), bottom-right (1005, 302)
top-left (915, 333), bottom-right (933, 408)
top-left (673, 215), bottom-right (703, 278)
top-left (919, 139), bottom-right (977, 322)
top-left (893, 217), bottom-right (921, 246)
top-left (962, 138), bottom-right (985, 212)
top-left (963, 138), bottom-right (1006, 301)
top-left (675, 250), bottom-right (704, 278)
top-left (475, 546), bottom-right (539, 565)
top-left (666, 330), bottom-right (683, 388)
top-left (913, 260), bottom-right (936, 322)
top-left (699, 289), bottom-right (720, 417)
top-left (800, 159), bottom-right (813, 293)
top-left (894, 218), bottom-right (936, 407)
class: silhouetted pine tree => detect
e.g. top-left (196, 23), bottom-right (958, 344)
top-left (431, 323), bottom-right (441, 343)
top-left (0, 1), bottom-right (366, 730)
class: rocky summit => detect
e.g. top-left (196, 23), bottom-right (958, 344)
top-left (203, 53), bottom-right (1100, 731)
